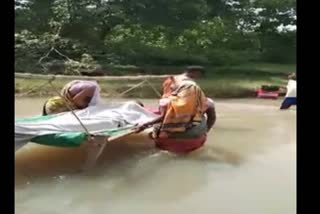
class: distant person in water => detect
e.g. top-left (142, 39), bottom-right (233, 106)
top-left (280, 73), bottom-right (296, 110)
top-left (42, 80), bottom-right (101, 115)
top-left (134, 66), bottom-right (216, 154)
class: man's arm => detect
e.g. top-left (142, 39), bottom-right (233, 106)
top-left (134, 106), bottom-right (166, 133)
top-left (205, 106), bottom-right (216, 132)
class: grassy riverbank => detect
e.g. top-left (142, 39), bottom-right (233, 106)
top-left (15, 63), bottom-right (295, 98)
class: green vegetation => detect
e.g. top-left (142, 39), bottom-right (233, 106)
top-left (15, 0), bottom-right (295, 98)
top-left (15, 0), bottom-right (296, 75)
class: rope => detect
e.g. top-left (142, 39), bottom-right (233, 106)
top-left (15, 81), bottom-right (52, 97)
top-left (118, 79), bottom-right (148, 97)
top-left (145, 79), bottom-right (162, 98)
top-left (16, 75), bottom-right (162, 99)
top-left (38, 47), bottom-right (81, 75)
top-left (17, 45), bottom-right (164, 99)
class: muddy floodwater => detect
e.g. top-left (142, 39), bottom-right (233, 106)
top-left (15, 98), bottom-right (296, 214)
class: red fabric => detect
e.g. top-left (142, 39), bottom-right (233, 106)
top-left (144, 106), bottom-right (161, 115)
top-left (256, 89), bottom-right (279, 99)
top-left (153, 135), bottom-right (207, 154)
top-left (144, 105), bottom-right (206, 154)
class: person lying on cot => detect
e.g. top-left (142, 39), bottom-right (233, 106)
top-left (280, 73), bottom-right (296, 110)
top-left (42, 80), bottom-right (101, 115)
top-left (134, 66), bottom-right (216, 154)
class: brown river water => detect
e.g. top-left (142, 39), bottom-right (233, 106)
top-left (15, 98), bottom-right (296, 214)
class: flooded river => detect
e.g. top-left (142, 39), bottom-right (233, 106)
top-left (15, 98), bottom-right (296, 214)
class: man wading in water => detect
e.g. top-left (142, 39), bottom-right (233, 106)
top-left (134, 66), bottom-right (216, 154)
top-left (280, 72), bottom-right (296, 110)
